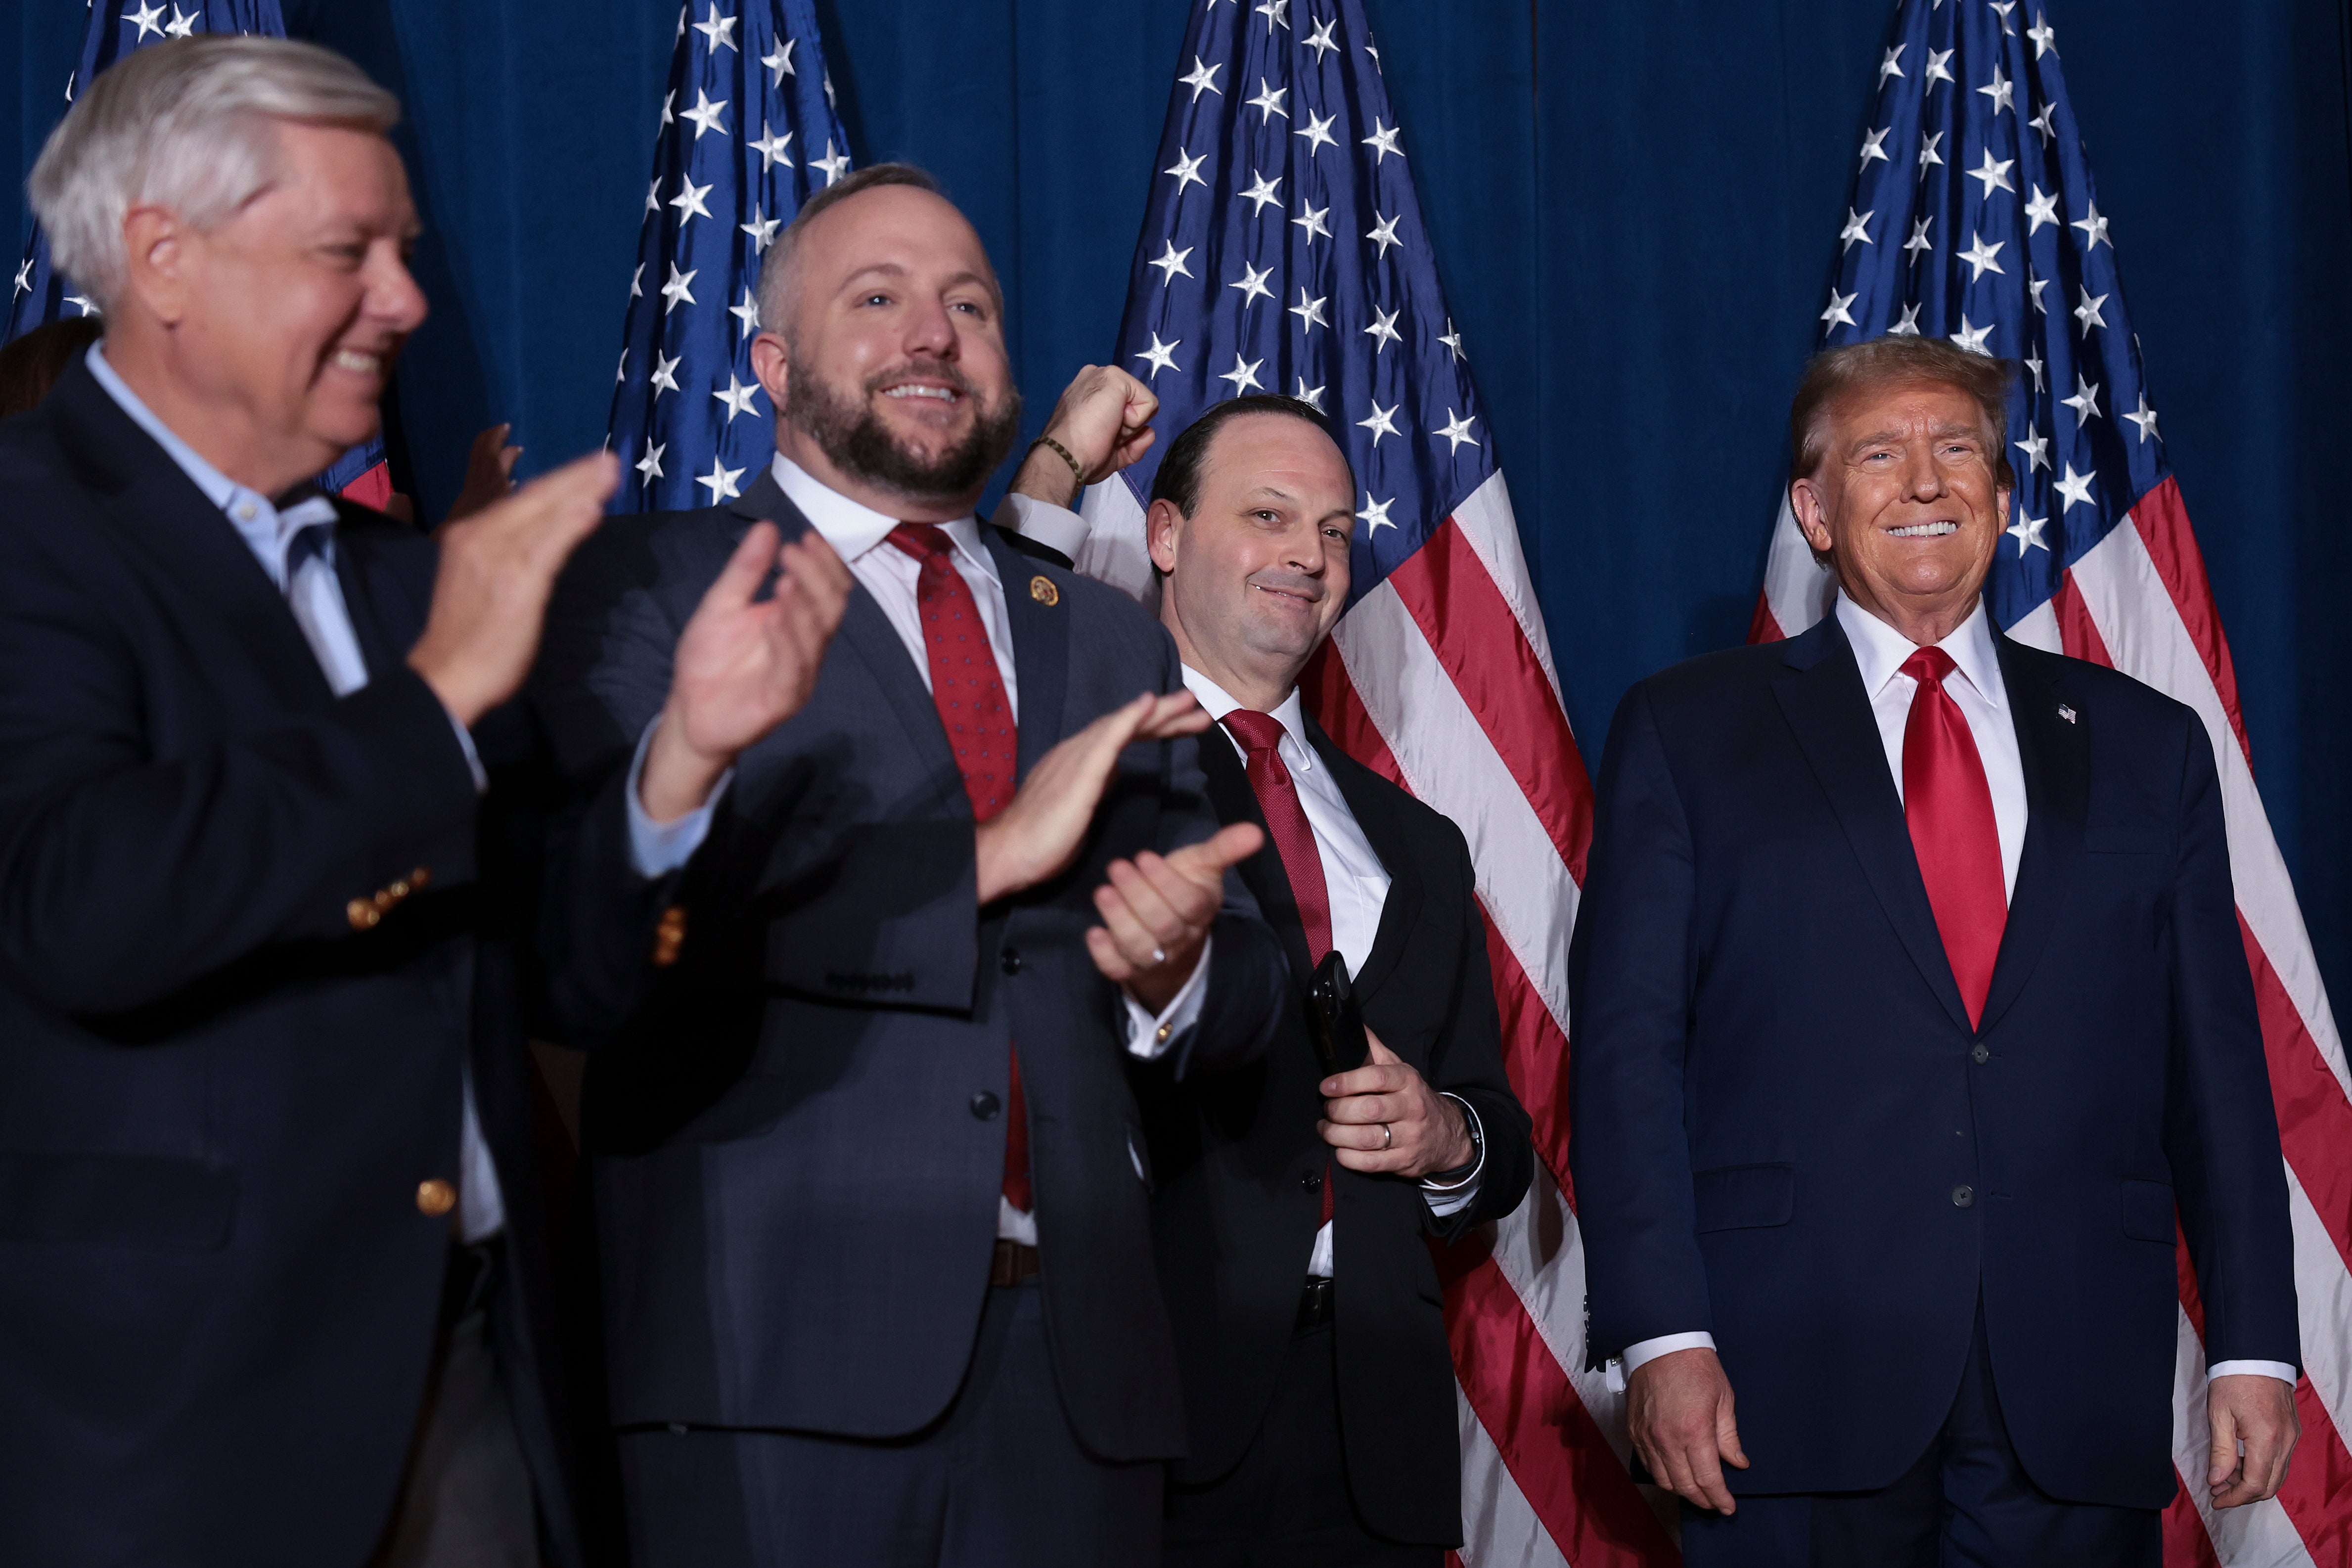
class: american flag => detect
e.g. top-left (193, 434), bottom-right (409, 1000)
top-left (5, 0), bottom-right (394, 506)
top-left (1755, 3), bottom-right (2352, 1562)
top-left (1072, 4), bottom-right (1653, 1563)
top-left (605, 0), bottom-right (850, 512)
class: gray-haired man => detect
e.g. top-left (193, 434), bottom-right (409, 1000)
top-left (0, 36), bottom-right (847, 1568)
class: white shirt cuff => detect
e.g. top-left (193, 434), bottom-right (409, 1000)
top-left (1421, 1094), bottom-right (1485, 1216)
top-left (1606, 1331), bottom-right (1718, 1393)
top-left (441, 705), bottom-right (488, 794)
top-left (2210, 1359), bottom-right (2299, 1386)
top-left (1001, 491), bottom-right (1091, 560)
top-left (624, 717), bottom-right (730, 879)
top-left (1122, 934), bottom-right (1212, 1059)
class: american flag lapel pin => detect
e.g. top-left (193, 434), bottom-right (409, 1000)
top-left (2058, 703), bottom-right (2077, 724)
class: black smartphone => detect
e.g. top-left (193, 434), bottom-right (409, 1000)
top-left (1307, 951), bottom-right (1370, 1076)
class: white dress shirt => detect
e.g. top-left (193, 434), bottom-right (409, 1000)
top-left (1838, 593), bottom-right (2026, 898)
top-left (86, 345), bottom-right (505, 1244)
top-left (625, 455), bottom-right (1207, 1245)
top-left (1610, 593), bottom-right (2293, 1389)
top-left (1180, 668), bottom-right (1485, 1278)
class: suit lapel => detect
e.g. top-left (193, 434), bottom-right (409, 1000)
top-left (47, 363), bottom-right (333, 710)
top-left (331, 504), bottom-right (424, 679)
top-left (1975, 639), bottom-right (2086, 1034)
top-left (730, 477), bottom-right (961, 784)
top-left (1308, 720), bottom-right (1420, 1003)
top-left (988, 530), bottom-right (1069, 781)
top-left (1771, 616), bottom-right (1974, 1033)
top-left (1199, 721), bottom-right (1318, 988)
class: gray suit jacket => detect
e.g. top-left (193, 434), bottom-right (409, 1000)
top-left (533, 470), bottom-right (1287, 1462)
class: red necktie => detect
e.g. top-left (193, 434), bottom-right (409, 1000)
top-left (888, 525), bottom-right (1029, 1213)
top-left (1221, 709), bottom-right (1337, 1223)
top-left (1900, 646), bottom-right (2008, 1028)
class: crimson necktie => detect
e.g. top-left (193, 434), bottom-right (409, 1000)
top-left (1221, 709), bottom-right (1338, 1223)
top-left (888, 525), bottom-right (1030, 1212)
top-left (1900, 646), bottom-right (2008, 1028)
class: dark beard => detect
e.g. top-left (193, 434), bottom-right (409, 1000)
top-left (786, 357), bottom-right (1023, 503)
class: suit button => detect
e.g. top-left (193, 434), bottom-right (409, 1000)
top-left (1952, 1185), bottom-right (1975, 1209)
top-left (1301, 1170), bottom-right (1323, 1194)
top-left (999, 949), bottom-right (1022, 976)
top-left (1971, 1044), bottom-right (1990, 1064)
top-left (970, 1092), bottom-right (1001, 1120)
top-left (416, 1179), bottom-right (457, 1217)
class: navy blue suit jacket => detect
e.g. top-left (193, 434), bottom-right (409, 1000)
top-left (0, 362), bottom-right (579, 1566)
top-left (1568, 610), bottom-right (2297, 1509)
top-left (532, 472), bottom-right (1288, 1465)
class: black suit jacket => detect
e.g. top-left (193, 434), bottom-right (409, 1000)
top-left (1134, 710), bottom-right (1534, 1545)
top-left (1569, 612), bottom-right (2298, 1507)
top-left (0, 362), bottom-right (580, 1567)
top-left (532, 473), bottom-right (1289, 1464)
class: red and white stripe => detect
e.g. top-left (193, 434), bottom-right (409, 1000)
top-left (1077, 466), bottom-right (1659, 1565)
top-left (1758, 481), bottom-right (2352, 1567)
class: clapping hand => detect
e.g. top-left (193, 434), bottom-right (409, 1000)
top-left (407, 450), bottom-right (619, 726)
top-left (637, 522), bottom-right (855, 822)
top-left (1085, 822), bottom-right (1264, 1012)
top-left (975, 691), bottom-right (1210, 901)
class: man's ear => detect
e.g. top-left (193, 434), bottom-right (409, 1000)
top-left (749, 330), bottom-right (790, 413)
top-left (1789, 474), bottom-right (1835, 556)
top-left (119, 204), bottom-right (192, 327)
top-left (1146, 497), bottom-right (1183, 575)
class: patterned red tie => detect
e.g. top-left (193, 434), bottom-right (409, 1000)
top-left (1221, 709), bottom-right (1338, 1223)
top-left (1900, 646), bottom-right (2009, 1028)
top-left (888, 525), bottom-right (1030, 1212)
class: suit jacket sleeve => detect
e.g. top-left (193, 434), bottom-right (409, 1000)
top-left (1424, 824), bottom-right (1535, 1238)
top-left (531, 533), bottom-right (694, 1043)
top-left (1568, 681), bottom-right (1713, 1363)
top-left (2163, 711), bottom-right (2300, 1368)
top-left (0, 538), bottom-right (478, 1017)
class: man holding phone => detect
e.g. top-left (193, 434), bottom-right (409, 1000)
top-left (1012, 391), bottom-right (1534, 1566)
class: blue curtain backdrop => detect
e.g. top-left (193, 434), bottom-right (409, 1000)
top-left (8, 0), bottom-right (2348, 1005)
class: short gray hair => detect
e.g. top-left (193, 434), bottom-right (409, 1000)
top-left (27, 36), bottom-right (400, 312)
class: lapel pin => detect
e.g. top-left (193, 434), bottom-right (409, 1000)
top-left (1029, 575), bottom-right (1060, 608)
top-left (2057, 703), bottom-right (2077, 724)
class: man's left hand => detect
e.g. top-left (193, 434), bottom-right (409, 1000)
top-left (1085, 823), bottom-right (1263, 1014)
top-left (2209, 1373), bottom-right (2299, 1508)
top-left (1010, 364), bottom-right (1159, 507)
top-left (1319, 1032), bottom-right (1475, 1178)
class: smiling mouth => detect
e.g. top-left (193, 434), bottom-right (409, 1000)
top-left (1888, 520), bottom-right (1960, 538)
top-left (329, 349), bottom-right (385, 377)
top-left (881, 383), bottom-right (962, 405)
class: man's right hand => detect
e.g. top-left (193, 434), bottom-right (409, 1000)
top-left (638, 522), bottom-right (855, 823)
top-left (975, 691), bottom-right (1210, 903)
top-left (407, 450), bottom-right (619, 727)
top-left (1626, 1347), bottom-right (1749, 1516)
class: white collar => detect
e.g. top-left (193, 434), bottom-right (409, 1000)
top-left (1835, 590), bottom-right (2005, 709)
top-left (1180, 666), bottom-right (1315, 767)
top-left (769, 453), bottom-right (995, 584)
